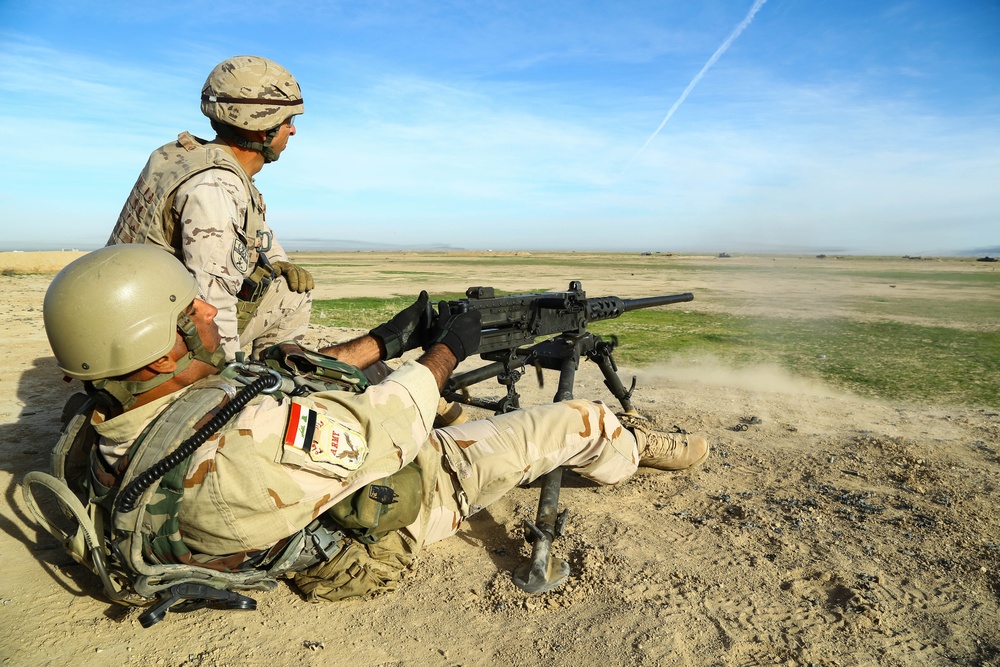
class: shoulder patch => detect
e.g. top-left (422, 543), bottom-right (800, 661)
top-left (232, 239), bottom-right (251, 274)
top-left (283, 402), bottom-right (368, 471)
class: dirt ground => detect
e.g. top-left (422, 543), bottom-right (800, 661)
top-left (1, 251), bottom-right (998, 667)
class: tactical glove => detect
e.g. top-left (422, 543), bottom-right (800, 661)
top-left (271, 261), bottom-right (315, 293)
top-left (369, 291), bottom-right (432, 360)
top-left (424, 302), bottom-right (481, 363)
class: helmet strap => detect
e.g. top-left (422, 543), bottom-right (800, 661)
top-left (176, 311), bottom-right (227, 371)
top-left (88, 355), bottom-right (194, 411)
top-left (212, 120), bottom-right (282, 163)
top-left (86, 313), bottom-right (227, 411)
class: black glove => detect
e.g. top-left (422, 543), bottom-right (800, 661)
top-left (369, 291), bottom-right (431, 359)
top-left (424, 301), bottom-right (481, 363)
top-left (271, 261), bottom-right (315, 293)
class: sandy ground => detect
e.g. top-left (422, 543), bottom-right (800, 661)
top-left (1, 251), bottom-right (998, 667)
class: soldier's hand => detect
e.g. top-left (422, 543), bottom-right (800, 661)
top-left (424, 302), bottom-right (481, 363)
top-left (272, 261), bottom-right (315, 293)
top-left (370, 291), bottom-right (432, 360)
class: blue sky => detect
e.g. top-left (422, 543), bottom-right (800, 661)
top-left (2, 0), bottom-right (998, 255)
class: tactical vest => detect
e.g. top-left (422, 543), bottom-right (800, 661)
top-left (108, 132), bottom-right (268, 264)
top-left (22, 353), bottom-right (420, 626)
top-left (107, 132), bottom-right (276, 332)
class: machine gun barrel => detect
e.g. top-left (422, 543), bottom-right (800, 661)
top-left (584, 292), bottom-right (694, 323)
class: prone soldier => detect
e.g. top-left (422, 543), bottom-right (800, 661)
top-left (36, 245), bottom-right (709, 614)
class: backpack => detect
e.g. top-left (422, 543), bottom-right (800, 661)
top-left (21, 351), bottom-right (419, 626)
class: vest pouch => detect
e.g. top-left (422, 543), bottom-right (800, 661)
top-left (261, 342), bottom-right (370, 393)
top-left (290, 530), bottom-right (415, 602)
top-left (54, 393), bottom-right (98, 491)
top-left (235, 261), bottom-right (274, 333)
top-left (327, 463), bottom-right (421, 544)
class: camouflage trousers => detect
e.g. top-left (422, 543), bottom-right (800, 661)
top-left (411, 399), bottom-right (639, 547)
top-left (239, 275), bottom-right (312, 359)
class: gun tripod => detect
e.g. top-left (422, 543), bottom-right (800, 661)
top-left (444, 330), bottom-right (640, 594)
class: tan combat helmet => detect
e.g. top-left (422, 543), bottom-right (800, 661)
top-left (44, 245), bottom-right (222, 408)
top-left (201, 55), bottom-right (304, 162)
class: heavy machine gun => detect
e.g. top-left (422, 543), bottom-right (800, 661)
top-left (432, 280), bottom-right (693, 593)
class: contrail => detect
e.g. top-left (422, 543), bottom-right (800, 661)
top-left (623, 0), bottom-right (767, 172)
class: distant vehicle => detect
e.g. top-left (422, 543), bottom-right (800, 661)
top-left (976, 256), bottom-right (998, 263)
top-left (718, 252), bottom-right (731, 258)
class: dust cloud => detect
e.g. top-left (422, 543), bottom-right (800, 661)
top-left (641, 356), bottom-right (846, 399)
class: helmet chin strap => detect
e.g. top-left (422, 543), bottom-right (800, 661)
top-left (88, 313), bottom-right (227, 411)
top-left (175, 311), bottom-right (228, 372)
top-left (213, 121), bottom-right (282, 163)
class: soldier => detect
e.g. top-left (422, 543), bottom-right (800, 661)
top-left (107, 55), bottom-right (313, 361)
top-left (41, 245), bottom-right (709, 603)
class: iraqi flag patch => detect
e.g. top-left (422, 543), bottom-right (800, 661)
top-left (283, 402), bottom-right (368, 471)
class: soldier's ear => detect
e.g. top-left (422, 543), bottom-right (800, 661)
top-left (147, 355), bottom-right (177, 374)
top-left (234, 126), bottom-right (268, 143)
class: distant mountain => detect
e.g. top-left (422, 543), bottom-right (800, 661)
top-left (279, 238), bottom-right (462, 252)
top-left (958, 246), bottom-right (1000, 257)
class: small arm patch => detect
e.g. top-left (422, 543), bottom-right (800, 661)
top-left (283, 402), bottom-right (368, 471)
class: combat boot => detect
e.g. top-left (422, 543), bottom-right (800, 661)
top-left (434, 397), bottom-right (468, 428)
top-left (617, 414), bottom-right (709, 471)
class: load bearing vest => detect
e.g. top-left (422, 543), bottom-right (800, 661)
top-left (107, 131), bottom-right (270, 270)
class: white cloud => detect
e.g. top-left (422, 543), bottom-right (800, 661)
top-left (2, 5), bottom-right (998, 255)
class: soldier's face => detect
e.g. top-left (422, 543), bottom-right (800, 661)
top-left (187, 299), bottom-right (221, 352)
top-left (269, 117), bottom-right (297, 156)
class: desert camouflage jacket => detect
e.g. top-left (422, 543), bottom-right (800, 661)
top-left (107, 132), bottom-right (289, 353)
top-left (92, 360), bottom-right (440, 560)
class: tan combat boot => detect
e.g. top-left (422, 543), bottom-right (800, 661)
top-left (434, 397), bottom-right (468, 428)
top-left (617, 414), bottom-right (709, 471)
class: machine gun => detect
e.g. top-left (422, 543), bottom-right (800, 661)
top-left (432, 280), bottom-right (693, 593)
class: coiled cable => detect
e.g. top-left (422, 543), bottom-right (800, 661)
top-left (115, 371), bottom-right (281, 513)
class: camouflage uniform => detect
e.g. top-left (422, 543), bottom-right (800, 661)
top-left (107, 132), bottom-right (310, 359)
top-left (92, 361), bottom-right (639, 561)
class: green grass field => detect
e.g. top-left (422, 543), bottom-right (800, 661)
top-left (309, 254), bottom-right (1000, 408)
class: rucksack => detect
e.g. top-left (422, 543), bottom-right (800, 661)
top-left (21, 351), bottom-right (418, 626)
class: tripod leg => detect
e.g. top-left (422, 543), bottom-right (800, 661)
top-left (511, 468), bottom-right (570, 593)
top-left (511, 346), bottom-right (579, 593)
top-left (589, 338), bottom-right (638, 414)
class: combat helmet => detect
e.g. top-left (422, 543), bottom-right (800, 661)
top-left (200, 55), bottom-right (304, 162)
top-left (43, 245), bottom-right (223, 407)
